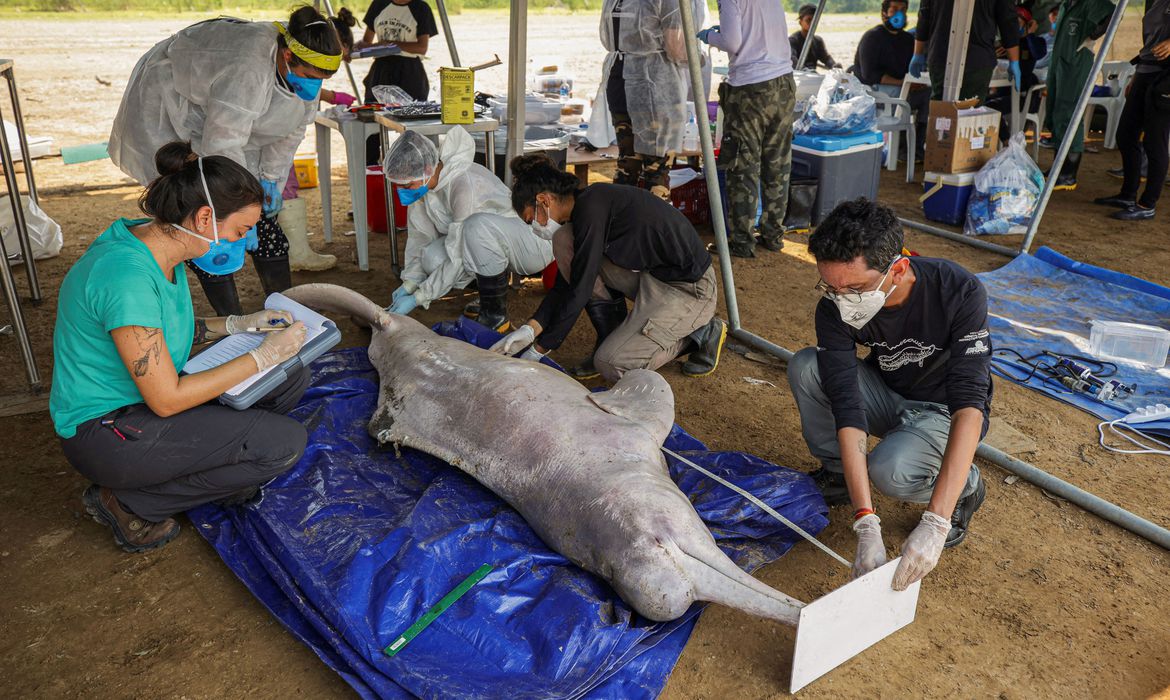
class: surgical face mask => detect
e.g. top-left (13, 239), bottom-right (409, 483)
top-left (885, 10), bottom-right (906, 30)
top-left (530, 202), bottom-right (560, 241)
top-left (285, 70), bottom-right (323, 101)
top-left (825, 258), bottom-right (901, 330)
top-left (397, 183), bottom-right (428, 206)
top-left (174, 157), bottom-right (248, 276)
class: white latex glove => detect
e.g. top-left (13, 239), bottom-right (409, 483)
top-left (892, 511), bottom-right (951, 591)
top-left (518, 345), bottom-right (547, 362)
top-left (226, 309), bottom-right (294, 335)
top-left (489, 324), bottom-right (536, 356)
top-left (248, 321), bottom-right (307, 371)
top-left (851, 513), bottom-right (889, 579)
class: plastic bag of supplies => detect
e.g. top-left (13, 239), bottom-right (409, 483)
top-left (794, 69), bottom-right (877, 136)
top-left (964, 132), bottom-right (1044, 236)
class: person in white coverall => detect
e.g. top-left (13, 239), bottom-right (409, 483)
top-left (108, 7), bottom-right (345, 317)
top-left (383, 128), bottom-right (554, 331)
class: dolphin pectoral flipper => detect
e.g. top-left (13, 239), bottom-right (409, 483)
top-left (587, 369), bottom-right (675, 445)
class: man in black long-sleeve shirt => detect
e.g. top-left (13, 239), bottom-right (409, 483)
top-left (910, 0), bottom-right (1020, 102)
top-left (790, 4), bottom-right (839, 70)
top-left (786, 198), bottom-right (990, 591)
top-left (493, 182), bottom-right (726, 382)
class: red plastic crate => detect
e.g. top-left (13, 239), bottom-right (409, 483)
top-left (670, 176), bottom-right (710, 225)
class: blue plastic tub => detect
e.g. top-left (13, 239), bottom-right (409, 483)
top-left (793, 130), bottom-right (883, 152)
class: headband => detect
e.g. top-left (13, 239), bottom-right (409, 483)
top-left (273, 21), bottom-right (342, 72)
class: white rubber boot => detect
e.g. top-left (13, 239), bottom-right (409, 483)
top-left (280, 198), bottom-right (337, 272)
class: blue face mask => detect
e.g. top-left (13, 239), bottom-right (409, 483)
top-left (285, 71), bottom-right (323, 101)
top-left (886, 10), bottom-right (906, 29)
top-left (397, 184), bottom-right (428, 206)
top-left (175, 156), bottom-right (249, 276)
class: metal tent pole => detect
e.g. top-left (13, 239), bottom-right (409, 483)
top-left (0, 61), bottom-right (39, 303)
top-left (319, 0), bottom-right (362, 98)
top-left (3, 66), bottom-right (37, 205)
top-left (677, 0), bottom-right (741, 330)
top-left (503, 0), bottom-right (528, 185)
top-left (900, 218), bottom-right (1018, 256)
top-left (795, 0), bottom-right (828, 72)
top-left (1018, 0), bottom-right (1129, 256)
top-left (435, 0), bottom-right (462, 67)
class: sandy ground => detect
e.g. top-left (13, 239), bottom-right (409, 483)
top-left (2, 11), bottom-right (1169, 700)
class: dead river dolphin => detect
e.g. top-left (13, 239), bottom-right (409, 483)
top-left (284, 283), bottom-right (804, 624)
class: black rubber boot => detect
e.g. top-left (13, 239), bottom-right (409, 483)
top-left (1052, 151), bottom-right (1081, 191)
top-left (198, 274), bottom-right (243, 316)
top-left (680, 317), bottom-right (728, 377)
top-left (253, 255), bottom-right (292, 297)
top-left (474, 271), bottom-right (511, 333)
top-left (568, 295), bottom-right (628, 380)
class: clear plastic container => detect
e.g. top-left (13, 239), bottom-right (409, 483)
top-left (1089, 320), bottom-right (1170, 368)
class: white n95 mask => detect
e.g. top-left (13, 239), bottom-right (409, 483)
top-left (832, 260), bottom-right (899, 330)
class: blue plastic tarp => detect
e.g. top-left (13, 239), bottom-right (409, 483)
top-left (189, 319), bottom-right (828, 699)
top-left (979, 246), bottom-right (1170, 436)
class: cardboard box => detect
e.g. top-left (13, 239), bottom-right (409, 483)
top-left (924, 99), bottom-right (1000, 174)
top-left (440, 67), bottom-right (475, 125)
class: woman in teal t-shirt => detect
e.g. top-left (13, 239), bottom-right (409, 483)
top-left (51, 141), bottom-right (310, 554)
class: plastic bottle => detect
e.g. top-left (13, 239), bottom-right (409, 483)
top-left (559, 82), bottom-right (570, 101)
top-left (683, 113), bottom-right (699, 152)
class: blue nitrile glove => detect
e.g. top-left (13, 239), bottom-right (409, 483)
top-left (388, 293), bottom-right (419, 315)
top-left (391, 284), bottom-right (413, 303)
top-left (1008, 60), bottom-right (1022, 91)
top-left (244, 225), bottom-right (258, 252)
top-left (908, 54), bottom-right (926, 78)
top-left (261, 178), bottom-right (283, 217)
top-left (696, 26), bottom-right (718, 44)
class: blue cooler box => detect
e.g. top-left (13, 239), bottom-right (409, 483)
top-left (921, 171), bottom-right (976, 227)
top-left (791, 131), bottom-right (883, 225)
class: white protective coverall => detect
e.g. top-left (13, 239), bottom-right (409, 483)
top-left (593, 0), bottom-right (707, 155)
top-left (109, 18), bottom-right (315, 187)
top-left (401, 127), bottom-right (553, 308)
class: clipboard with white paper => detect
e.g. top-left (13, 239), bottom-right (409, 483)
top-left (184, 292), bottom-right (341, 409)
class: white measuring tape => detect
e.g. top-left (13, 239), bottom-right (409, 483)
top-left (662, 446), bottom-right (851, 569)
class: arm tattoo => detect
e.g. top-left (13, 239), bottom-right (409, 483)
top-left (130, 327), bottom-right (162, 378)
top-left (857, 437), bottom-right (868, 456)
top-left (193, 319), bottom-right (210, 345)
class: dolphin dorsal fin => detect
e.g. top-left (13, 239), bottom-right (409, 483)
top-left (588, 369), bottom-right (675, 445)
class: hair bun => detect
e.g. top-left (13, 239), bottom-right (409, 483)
top-left (336, 7), bottom-right (356, 26)
top-left (154, 141), bottom-right (197, 177)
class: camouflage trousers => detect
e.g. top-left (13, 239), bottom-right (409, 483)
top-left (718, 74), bottom-right (796, 254)
top-left (611, 110), bottom-right (673, 200)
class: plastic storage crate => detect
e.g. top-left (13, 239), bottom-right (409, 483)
top-left (791, 133), bottom-right (883, 225)
top-left (921, 171), bottom-right (976, 226)
top-left (1090, 321), bottom-right (1170, 368)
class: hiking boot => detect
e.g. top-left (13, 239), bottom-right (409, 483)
top-left (807, 467), bottom-right (849, 506)
top-left (681, 317), bottom-right (727, 377)
top-left (706, 241), bottom-right (756, 258)
top-left (83, 485), bottom-right (180, 554)
top-left (945, 474), bottom-right (986, 548)
top-left (569, 295), bottom-right (628, 380)
top-left (1093, 193), bottom-right (1136, 208)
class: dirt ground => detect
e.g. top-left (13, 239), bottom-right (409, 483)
top-left (2, 11), bottom-right (1169, 700)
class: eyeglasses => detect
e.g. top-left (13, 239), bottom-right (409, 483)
top-left (813, 256), bottom-right (902, 303)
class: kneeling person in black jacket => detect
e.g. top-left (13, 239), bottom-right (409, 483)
top-left (787, 198), bottom-right (991, 591)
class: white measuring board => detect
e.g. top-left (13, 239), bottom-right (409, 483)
top-left (790, 558), bottom-right (921, 693)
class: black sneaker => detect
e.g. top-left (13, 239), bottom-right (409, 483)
top-left (807, 467), bottom-right (849, 506)
top-left (1092, 194), bottom-right (1136, 208)
top-left (1110, 205), bottom-right (1156, 221)
top-left (945, 475), bottom-right (986, 548)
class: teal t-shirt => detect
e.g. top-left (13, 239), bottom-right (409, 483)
top-left (50, 218), bottom-right (195, 438)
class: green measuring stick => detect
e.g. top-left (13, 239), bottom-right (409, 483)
top-left (384, 563), bottom-right (494, 657)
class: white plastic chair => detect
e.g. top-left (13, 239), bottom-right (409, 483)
top-left (1022, 83), bottom-right (1047, 160)
top-left (1083, 60), bottom-right (1135, 150)
top-left (869, 88), bottom-right (916, 182)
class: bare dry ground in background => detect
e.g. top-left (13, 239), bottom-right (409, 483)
top-left (1, 12), bottom-right (1167, 700)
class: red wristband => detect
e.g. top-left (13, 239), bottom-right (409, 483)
top-left (853, 508), bottom-right (875, 521)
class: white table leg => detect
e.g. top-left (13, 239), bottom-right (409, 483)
top-left (316, 121), bottom-right (332, 243)
top-left (344, 121), bottom-right (371, 271)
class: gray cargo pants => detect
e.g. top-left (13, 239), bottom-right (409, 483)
top-left (553, 226), bottom-right (716, 382)
top-left (60, 367), bottom-right (310, 521)
top-left (786, 346), bottom-right (980, 503)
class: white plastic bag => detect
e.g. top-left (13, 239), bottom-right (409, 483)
top-left (794, 69), bottom-right (877, 136)
top-left (1, 195), bottom-right (62, 263)
top-left (964, 132), bottom-right (1045, 236)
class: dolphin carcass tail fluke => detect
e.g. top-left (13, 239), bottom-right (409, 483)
top-left (283, 283), bottom-right (392, 331)
top-left (683, 542), bottom-right (805, 626)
